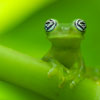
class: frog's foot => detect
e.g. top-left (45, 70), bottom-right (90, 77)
top-left (70, 80), bottom-right (78, 88)
top-left (48, 65), bottom-right (69, 77)
top-left (48, 65), bottom-right (70, 88)
top-left (48, 66), bottom-right (58, 78)
top-left (69, 73), bottom-right (83, 88)
top-left (58, 67), bottom-right (70, 88)
top-left (58, 75), bottom-right (67, 88)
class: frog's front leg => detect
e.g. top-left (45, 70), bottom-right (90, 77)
top-left (70, 59), bottom-right (85, 88)
top-left (42, 56), bottom-right (70, 88)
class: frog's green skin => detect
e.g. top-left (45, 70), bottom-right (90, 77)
top-left (43, 19), bottom-right (86, 88)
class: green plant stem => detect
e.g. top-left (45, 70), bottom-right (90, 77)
top-left (0, 45), bottom-right (100, 100)
top-left (0, 81), bottom-right (47, 100)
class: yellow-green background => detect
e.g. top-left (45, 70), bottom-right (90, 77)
top-left (0, 0), bottom-right (100, 66)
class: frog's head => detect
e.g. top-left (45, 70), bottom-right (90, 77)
top-left (44, 19), bottom-right (87, 48)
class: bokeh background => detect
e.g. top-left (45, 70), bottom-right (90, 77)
top-left (0, 0), bottom-right (100, 99)
top-left (0, 0), bottom-right (100, 71)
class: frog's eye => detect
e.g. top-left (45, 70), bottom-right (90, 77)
top-left (74, 19), bottom-right (86, 32)
top-left (45, 19), bottom-right (57, 32)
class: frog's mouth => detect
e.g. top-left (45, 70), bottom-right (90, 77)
top-left (48, 28), bottom-right (83, 40)
top-left (48, 34), bottom-right (83, 48)
top-left (48, 34), bottom-right (83, 40)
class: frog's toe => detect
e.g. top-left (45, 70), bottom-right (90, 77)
top-left (48, 67), bottom-right (58, 78)
top-left (69, 80), bottom-right (76, 88)
top-left (58, 67), bottom-right (70, 88)
top-left (69, 76), bottom-right (82, 88)
top-left (65, 68), bottom-right (70, 75)
top-left (58, 76), bottom-right (67, 88)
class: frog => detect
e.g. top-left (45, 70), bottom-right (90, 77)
top-left (42, 18), bottom-right (87, 88)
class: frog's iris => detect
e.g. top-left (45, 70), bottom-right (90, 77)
top-left (45, 19), bottom-right (57, 32)
top-left (74, 19), bottom-right (86, 32)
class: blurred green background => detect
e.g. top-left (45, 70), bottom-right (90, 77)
top-left (0, 0), bottom-right (100, 67)
top-left (0, 0), bottom-right (100, 99)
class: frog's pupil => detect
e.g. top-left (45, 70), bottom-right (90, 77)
top-left (80, 21), bottom-right (85, 24)
top-left (46, 22), bottom-right (50, 24)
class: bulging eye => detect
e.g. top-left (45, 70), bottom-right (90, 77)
top-left (74, 19), bottom-right (86, 32)
top-left (45, 19), bottom-right (57, 32)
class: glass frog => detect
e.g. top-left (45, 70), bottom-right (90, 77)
top-left (42, 19), bottom-right (87, 88)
